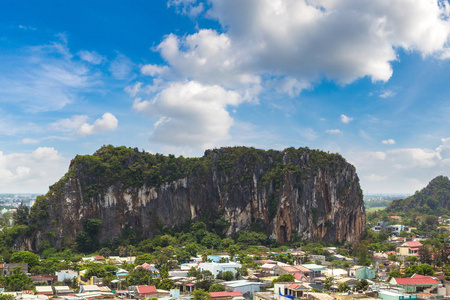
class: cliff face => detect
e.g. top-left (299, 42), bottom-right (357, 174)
top-left (24, 146), bottom-right (365, 250)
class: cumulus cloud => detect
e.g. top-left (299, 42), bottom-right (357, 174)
top-left (0, 147), bottom-right (67, 193)
top-left (340, 114), bottom-right (353, 124)
top-left (133, 81), bottom-right (243, 148)
top-left (347, 137), bottom-right (450, 193)
top-left (159, 0), bottom-right (450, 91)
top-left (77, 113), bottom-right (118, 136)
top-left (326, 129), bottom-right (341, 134)
top-left (78, 50), bottom-right (105, 65)
top-left (129, 0), bottom-right (450, 151)
top-left (382, 139), bottom-right (396, 145)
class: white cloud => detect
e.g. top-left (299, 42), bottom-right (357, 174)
top-left (141, 64), bottom-right (169, 77)
top-left (379, 90), bottom-right (396, 98)
top-left (77, 113), bottom-right (118, 136)
top-left (382, 138), bottom-right (396, 144)
top-left (0, 147), bottom-right (67, 193)
top-left (133, 81), bottom-right (243, 148)
top-left (159, 0), bottom-right (450, 91)
top-left (125, 82), bottom-right (143, 97)
top-left (50, 115), bottom-right (89, 132)
top-left (78, 50), bottom-right (105, 65)
top-left (326, 129), bottom-right (341, 134)
top-left (168, 0), bottom-right (204, 17)
top-left (22, 138), bottom-right (39, 144)
top-left (109, 53), bottom-right (134, 80)
top-left (348, 137), bottom-right (450, 193)
top-left (340, 114), bottom-right (353, 124)
top-left (0, 38), bottom-right (101, 112)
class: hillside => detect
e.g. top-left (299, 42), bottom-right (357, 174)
top-left (386, 176), bottom-right (450, 216)
top-left (19, 145), bottom-right (366, 251)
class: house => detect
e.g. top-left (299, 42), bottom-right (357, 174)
top-left (198, 262), bottom-right (242, 277)
top-left (348, 266), bottom-right (375, 280)
top-left (273, 282), bottom-right (309, 300)
top-left (55, 270), bottom-right (78, 282)
top-left (79, 285), bottom-right (102, 293)
top-left (389, 274), bottom-right (440, 293)
top-left (396, 241), bottom-right (423, 256)
top-left (379, 290), bottom-right (417, 300)
top-left (274, 265), bottom-right (312, 277)
top-left (35, 286), bottom-right (53, 296)
top-left (53, 286), bottom-right (73, 296)
top-left (28, 276), bottom-right (55, 285)
top-left (94, 256), bottom-right (105, 262)
top-left (224, 280), bottom-right (266, 298)
top-left (132, 285), bottom-right (158, 298)
top-left (0, 263), bottom-right (28, 276)
top-left (209, 291), bottom-right (243, 300)
top-left (322, 268), bottom-right (348, 278)
top-left (260, 264), bottom-right (278, 276)
top-left (389, 216), bottom-right (403, 222)
top-left (300, 264), bottom-right (325, 278)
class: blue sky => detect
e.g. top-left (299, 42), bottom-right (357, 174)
top-left (1, 0), bottom-right (450, 193)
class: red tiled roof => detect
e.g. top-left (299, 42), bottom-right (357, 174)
top-left (393, 277), bottom-right (439, 285)
top-left (289, 284), bottom-right (301, 289)
top-left (95, 256), bottom-right (104, 260)
top-left (389, 216), bottom-right (402, 219)
top-left (137, 285), bottom-right (157, 294)
top-left (403, 241), bottom-right (423, 248)
top-left (386, 251), bottom-right (396, 255)
top-left (294, 274), bottom-right (302, 280)
top-left (411, 274), bottom-right (433, 279)
top-left (209, 292), bottom-right (243, 298)
top-left (0, 264), bottom-right (3, 268)
top-left (185, 283), bottom-right (195, 287)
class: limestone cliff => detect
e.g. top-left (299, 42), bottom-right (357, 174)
top-left (24, 146), bottom-right (365, 250)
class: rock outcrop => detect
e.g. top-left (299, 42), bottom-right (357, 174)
top-left (24, 146), bottom-right (365, 250)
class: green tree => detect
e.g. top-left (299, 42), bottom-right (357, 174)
top-left (10, 251), bottom-right (40, 268)
top-left (13, 203), bottom-right (29, 226)
top-left (338, 282), bottom-right (350, 292)
top-left (193, 289), bottom-right (212, 300)
top-left (324, 277), bottom-right (333, 291)
top-left (270, 274), bottom-right (295, 287)
top-left (209, 283), bottom-right (225, 292)
top-left (354, 279), bottom-right (369, 291)
top-left (418, 245), bottom-right (433, 265)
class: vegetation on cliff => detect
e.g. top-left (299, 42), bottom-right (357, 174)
top-left (10, 145), bottom-right (364, 254)
top-left (386, 176), bottom-right (450, 216)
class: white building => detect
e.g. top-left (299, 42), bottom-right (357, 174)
top-left (198, 262), bottom-right (242, 277)
top-left (55, 270), bottom-right (78, 282)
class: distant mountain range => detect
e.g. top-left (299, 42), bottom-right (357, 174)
top-left (386, 176), bottom-right (450, 216)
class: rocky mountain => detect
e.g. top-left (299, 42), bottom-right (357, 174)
top-left (22, 146), bottom-right (365, 251)
top-left (386, 175), bottom-right (450, 216)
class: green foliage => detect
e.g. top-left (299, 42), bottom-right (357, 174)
top-left (386, 176), bottom-right (450, 217)
top-left (209, 284), bottom-right (225, 292)
top-left (13, 203), bottom-right (29, 226)
top-left (0, 267), bottom-right (32, 291)
top-left (404, 264), bottom-right (434, 278)
top-left (193, 289), bottom-right (212, 300)
top-left (216, 270), bottom-right (234, 281)
top-left (0, 294), bottom-right (15, 300)
top-left (354, 279), bottom-right (369, 291)
top-left (338, 282), bottom-right (350, 292)
top-left (10, 251), bottom-right (40, 268)
top-left (270, 274), bottom-right (295, 287)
